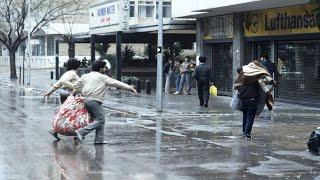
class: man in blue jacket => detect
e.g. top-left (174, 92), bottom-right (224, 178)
top-left (260, 55), bottom-right (279, 82)
top-left (194, 56), bottom-right (213, 107)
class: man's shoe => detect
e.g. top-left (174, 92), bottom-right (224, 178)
top-left (94, 141), bottom-right (109, 145)
top-left (199, 103), bottom-right (204, 106)
top-left (244, 134), bottom-right (251, 138)
top-left (49, 130), bottom-right (60, 141)
top-left (204, 104), bottom-right (208, 108)
top-left (173, 91), bottom-right (180, 95)
top-left (74, 131), bottom-right (83, 143)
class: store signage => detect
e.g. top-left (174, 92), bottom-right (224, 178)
top-left (244, 4), bottom-right (320, 37)
top-left (203, 15), bottom-right (233, 40)
top-left (89, 0), bottom-right (129, 34)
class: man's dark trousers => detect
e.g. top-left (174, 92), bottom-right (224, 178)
top-left (241, 98), bottom-right (258, 136)
top-left (197, 80), bottom-right (210, 106)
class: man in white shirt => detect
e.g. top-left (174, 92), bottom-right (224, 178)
top-left (74, 60), bottom-right (137, 145)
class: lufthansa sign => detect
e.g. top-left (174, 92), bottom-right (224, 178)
top-left (244, 4), bottom-right (320, 37)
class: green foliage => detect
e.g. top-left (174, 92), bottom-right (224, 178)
top-left (96, 43), bottom-right (110, 59)
top-left (121, 45), bottom-right (136, 62)
top-left (163, 42), bottom-right (184, 61)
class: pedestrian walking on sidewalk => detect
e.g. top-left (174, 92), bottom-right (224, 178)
top-left (235, 67), bottom-right (260, 139)
top-left (194, 56), bottom-right (212, 107)
top-left (164, 58), bottom-right (174, 93)
top-left (44, 59), bottom-right (81, 141)
top-left (234, 61), bottom-right (274, 139)
top-left (73, 60), bottom-right (137, 145)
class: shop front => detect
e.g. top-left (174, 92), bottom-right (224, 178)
top-left (244, 4), bottom-right (320, 105)
top-left (201, 15), bottom-right (234, 95)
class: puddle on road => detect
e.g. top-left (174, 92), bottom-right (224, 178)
top-left (274, 150), bottom-right (320, 162)
top-left (198, 162), bottom-right (246, 173)
top-left (247, 156), bottom-right (315, 178)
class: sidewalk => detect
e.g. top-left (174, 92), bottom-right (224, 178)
top-left (0, 68), bottom-right (320, 118)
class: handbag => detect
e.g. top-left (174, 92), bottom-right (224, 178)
top-left (230, 90), bottom-right (241, 111)
top-left (52, 94), bottom-right (92, 136)
top-left (209, 85), bottom-right (218, 96)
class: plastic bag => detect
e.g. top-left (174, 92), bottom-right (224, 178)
top-left (230, 90), bottom-right (241, 111)
top-left (52, 94), bottom-right (92, 136)
top-left (209, 85), bottom-right (217, 96)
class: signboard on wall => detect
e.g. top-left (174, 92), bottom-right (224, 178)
top-left (89, 0), bottom-right (129, 34)
top-left (203, 14), bottom-right (233, 40)
top-left (244, 4), bottom-right (320, 37)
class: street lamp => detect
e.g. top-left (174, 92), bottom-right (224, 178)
top-left (156, 0), bottom-right (163, 112)
top-left (26, 0), bottom-right (31, 86)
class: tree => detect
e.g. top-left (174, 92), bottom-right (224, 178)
top-left (121, 45), bottom-right (136, 63)
top-left (96, 42), bottom-right (111, 60)
top-left (45, 2), bottom-right (89, 59)
top-left (0, 0), bottom-right (83, 79)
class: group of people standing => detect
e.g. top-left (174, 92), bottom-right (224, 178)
top-left (163, 56), bottom-right (195, 95)
top-left (164, 56), bottom-right (213, 108)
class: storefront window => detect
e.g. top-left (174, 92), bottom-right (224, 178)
top-left (277, 40), bottom-right (320, 102)
top-left (254, 42), bottom-right (271, 61)
top-left (213, 43), bottom-right (233, 95)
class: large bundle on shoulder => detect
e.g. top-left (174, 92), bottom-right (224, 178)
top-left (52, 94), bottom-right (92, 136)
top-left (233, 60), bottom-right (275, 115)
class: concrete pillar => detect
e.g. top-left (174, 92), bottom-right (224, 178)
top-left (90, 35), bottom-right (96, 64)
top-left (196, 18), bottom-right (204, 65)
top-left (232, 13), bottom-right (244, 85)
top-left (134, 0), bottom-right (139, 18)
top-left (116, 31), bottom-right (122, 81)
top-left (271, 41), bottom-right (276, 63)
top-left (44, 36), bottom-right (47, 57)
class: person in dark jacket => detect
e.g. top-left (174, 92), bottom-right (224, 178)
top-left (194, 56), bottom-right (212, 107)
top-left (260, 55), bottom-right (279, 81)
top-left (163, 58), bottom-right (174, 93)
top-left (235, 67), bottom-right (260, 139)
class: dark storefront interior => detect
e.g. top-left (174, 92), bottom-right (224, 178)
top-left (249, 40), bottom-right (320, 105)
top-left (212, 43), bottom-right (233, 96)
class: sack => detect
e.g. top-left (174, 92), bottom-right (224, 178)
top-left (307, 127), bottom-right (320, 154)
top-left (230, 90), bottom-right (241, 111)
top-left (209, 85), bottom-right (218, 96)
top-left (52, 95), bottom-right (92, 136)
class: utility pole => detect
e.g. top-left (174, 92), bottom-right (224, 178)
top-left (26, 0), bottom-right (31, 86)
top-left (156, 0), bottom-right (163, 112)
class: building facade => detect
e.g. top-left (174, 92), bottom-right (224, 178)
top-left (176, 0), bottom-right (320, 105)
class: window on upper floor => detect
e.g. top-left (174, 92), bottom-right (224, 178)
top-left (130, 1), bottom-right (135, 17)
top-left (138, 1), bottom-right (154, 18)
top-left (156, 1), bottom-right (171, 18)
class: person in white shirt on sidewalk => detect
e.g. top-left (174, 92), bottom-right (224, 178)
top-left (74, 60), bottom-right (137, 145)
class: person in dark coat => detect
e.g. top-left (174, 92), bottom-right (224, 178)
top-left (235, 67), bottom-right (260, 139)
top-left (260, 55), bottom-right (279, 82)
top-left (194, 56), bottom-right (213, 107)
top-left (163, 58), bottom-right (174, 93)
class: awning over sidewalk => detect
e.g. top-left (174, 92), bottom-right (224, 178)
top-left (180, 0), bottom-right (310, 18)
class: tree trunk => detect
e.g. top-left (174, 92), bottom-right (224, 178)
top-left (68, 42), bottom-right (75, 59)
top-left (9, 49), bottom-right (18, 79)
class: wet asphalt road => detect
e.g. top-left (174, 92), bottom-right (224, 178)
top-left (0, 84), bottom-right (320, 180)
